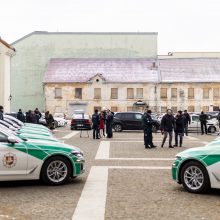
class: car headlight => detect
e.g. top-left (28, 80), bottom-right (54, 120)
top-left (71, 150), bottom-right (84, 157)
top-left (175, 156), bottom-right (182, 160)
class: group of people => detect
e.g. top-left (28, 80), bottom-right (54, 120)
top-left (143, 109), bottom-right (191, 149)
top-left (91, 109), bottom-right (114, 139)
top-left (17, 108), bottom-right (42, 123)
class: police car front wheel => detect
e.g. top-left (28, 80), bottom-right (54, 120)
top-left (41, 156), bottom-right (72, 185)
top-left (180, 161), bottom-right (210, 194)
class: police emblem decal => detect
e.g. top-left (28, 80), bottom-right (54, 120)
top-left (3, 153), bottom-right (17, 168)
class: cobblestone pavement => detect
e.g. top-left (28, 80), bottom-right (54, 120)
top-left (0, 127), bottom-right (219, 220)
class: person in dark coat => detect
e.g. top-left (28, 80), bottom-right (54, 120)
top-left (34, 108), bottom-right (42, 124)
top-left (199, 111), bottom-right (208, 134)
top-left (106, 109), bottom-right (114, 138)
top-left (92, 109), bottom-right (100, 139)
top-left (161, 109), bottom-right (175, 148)
top-left (183, 110), bottom-right (191, 136)
top-left (17, 109), bottom-right (25, 122)
top-left (0, 106), bottom-right (4, 120)
top-left (174, 110), bottom-right (185, 147)
top-left (142, 109), bottom-right (157, 149)
top-left (26, 110), bottom-right (32, 123)
top-left (45, 111), bottom-right (55, 130)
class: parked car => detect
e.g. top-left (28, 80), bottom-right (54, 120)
top-left (113, 112), bottom-right (160, 132)
top-left (71, 113), bottom-right (92, 130)
top-left (172, 140), bottom-right (220, 193)
top-left (0, 128), bottom-right (85, 185)
top-left (189, 114), bottom-right (218, 133)
top-left (39, 113), bottom-right (67, 128)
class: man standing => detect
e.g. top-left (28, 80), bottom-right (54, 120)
top-left (142, 109), bottom-right (156, 149)
top-left (183, 110), bottom-right (191, 136)
top-left (34, 108), bottom-right (42, 124)
top-left (92, 109), bottom-right (100, 139)
top-left (161, 109), bottom-right (175, 148)
top-left (106, 109), bottom-right (114, 138)
top-left (174, 110), bottom-right (185, 147)
top-left (17, 109), bottom-right (25, 122)
top-left (45, 111), bottom-right (55, 130)
top-left (199, 111), bottom-right (208, 135)
top-left (0, 106), bottom-right (4, 120)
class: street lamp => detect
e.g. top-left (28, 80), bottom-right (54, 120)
top-left (8, 94), bottom-right (12, 101)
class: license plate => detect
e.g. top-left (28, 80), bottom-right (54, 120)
top-left (77, 124), bottom-right (83, 127)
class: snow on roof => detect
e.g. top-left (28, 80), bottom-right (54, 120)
top-left (44, 58), bottom-right (220, 84)
top-left (159, 58), bottom-right (220, 82)
top-left (43, 58), bottom-right (158, 83)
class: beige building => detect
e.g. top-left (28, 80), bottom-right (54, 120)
top-left (44, 58), bottom-right (220, 116)
top-left (0, 38), bottom-right (15, 112)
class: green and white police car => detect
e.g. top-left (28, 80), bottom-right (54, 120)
top-left (172, 141), bottom-right (220, 193)
top-left (0, 129), bottom-right (85, 185)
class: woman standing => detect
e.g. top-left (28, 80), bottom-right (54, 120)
top-left (99, 112), bottom-right (105, 137)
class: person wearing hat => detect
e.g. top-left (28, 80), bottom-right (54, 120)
top-left (142, 109), bottom-right (157, 149)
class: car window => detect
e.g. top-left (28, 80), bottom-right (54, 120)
top-left (114, 113), bottom-right (121, 119)
top-left (0, 132), bottom-right (8, 142)
top-left (122, 113), bottom-right (134, 120)
top-left (134, 114), bottom-right (143, 120)
top-left (192, 116), bottom-right (199, 122)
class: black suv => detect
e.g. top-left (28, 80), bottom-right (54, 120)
top-left (113, 112), bottom-right (160, 132)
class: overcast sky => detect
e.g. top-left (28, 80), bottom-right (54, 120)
top-left (0, 0), bottom-right (219, 54)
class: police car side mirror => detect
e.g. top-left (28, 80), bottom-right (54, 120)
top-left (8, 136), bottom-right (18, 144)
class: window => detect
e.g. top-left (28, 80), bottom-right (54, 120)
top-left (94, 88), bottom-right (101, 99)
top-left (111, 88), bottom-right (118, 99)
top-left (188, 106), bottom-right (195, 112)
top-left (202, 106), bottom-right (209, 112)
top-left (75, 88), bottom-right (82, 99)
top-left (55, 88), bottom-right (62, 98)
top-left (111, 106), bottom-right (118, 112)
top-left (127, 106), bottom-right (133, 111)
top-left (160, 88), bottom-right (167, 99)
top-left (122, 113), bottom-right (134, 120)
top-left (94, 106), bottom-right (101, 112)
top-left (136, 88), bottom-right (143, 99)
top-left (127, 88), bottom-right (134, 99)
top-left (135, 113), bottom-right (142, 120)
top-left (171, 106), bottom-right (177, 113)
top-left (161, 107), bottom-right (167, 113)
top-left (213, 88), bottom-right (219, 99)
top-left (188, 88), bottom-right (194, 99)
top-left (192, 115), bottom-right (199, 122)
top-left (0, 132), bottom-right (7, 142)
top-left (171, 88), bottom-right (177, 98)
top-left (203, 88), bottom-right (209, 99)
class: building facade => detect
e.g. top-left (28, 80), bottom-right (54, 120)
top-left (44, 58), bottom-right (220, 116)
top-left (11, 31), bottom-right (157, 112)
top-left (0, 38), bottom-right (15, 112)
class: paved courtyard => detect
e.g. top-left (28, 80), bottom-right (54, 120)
top-left (0, 128), bottom-right (220, 220)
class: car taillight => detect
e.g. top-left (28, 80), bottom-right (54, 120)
top-left (71, 119), bottom-right (76, 124)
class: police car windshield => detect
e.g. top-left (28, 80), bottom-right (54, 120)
top-left (0, 119), bottom-right (11, 128)
top-left (0, 128), bottom-right (23, 142)
top-left (0, 124), bottom-right (15, 134)
top-left (4, 115), bottom-right (24, 126)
